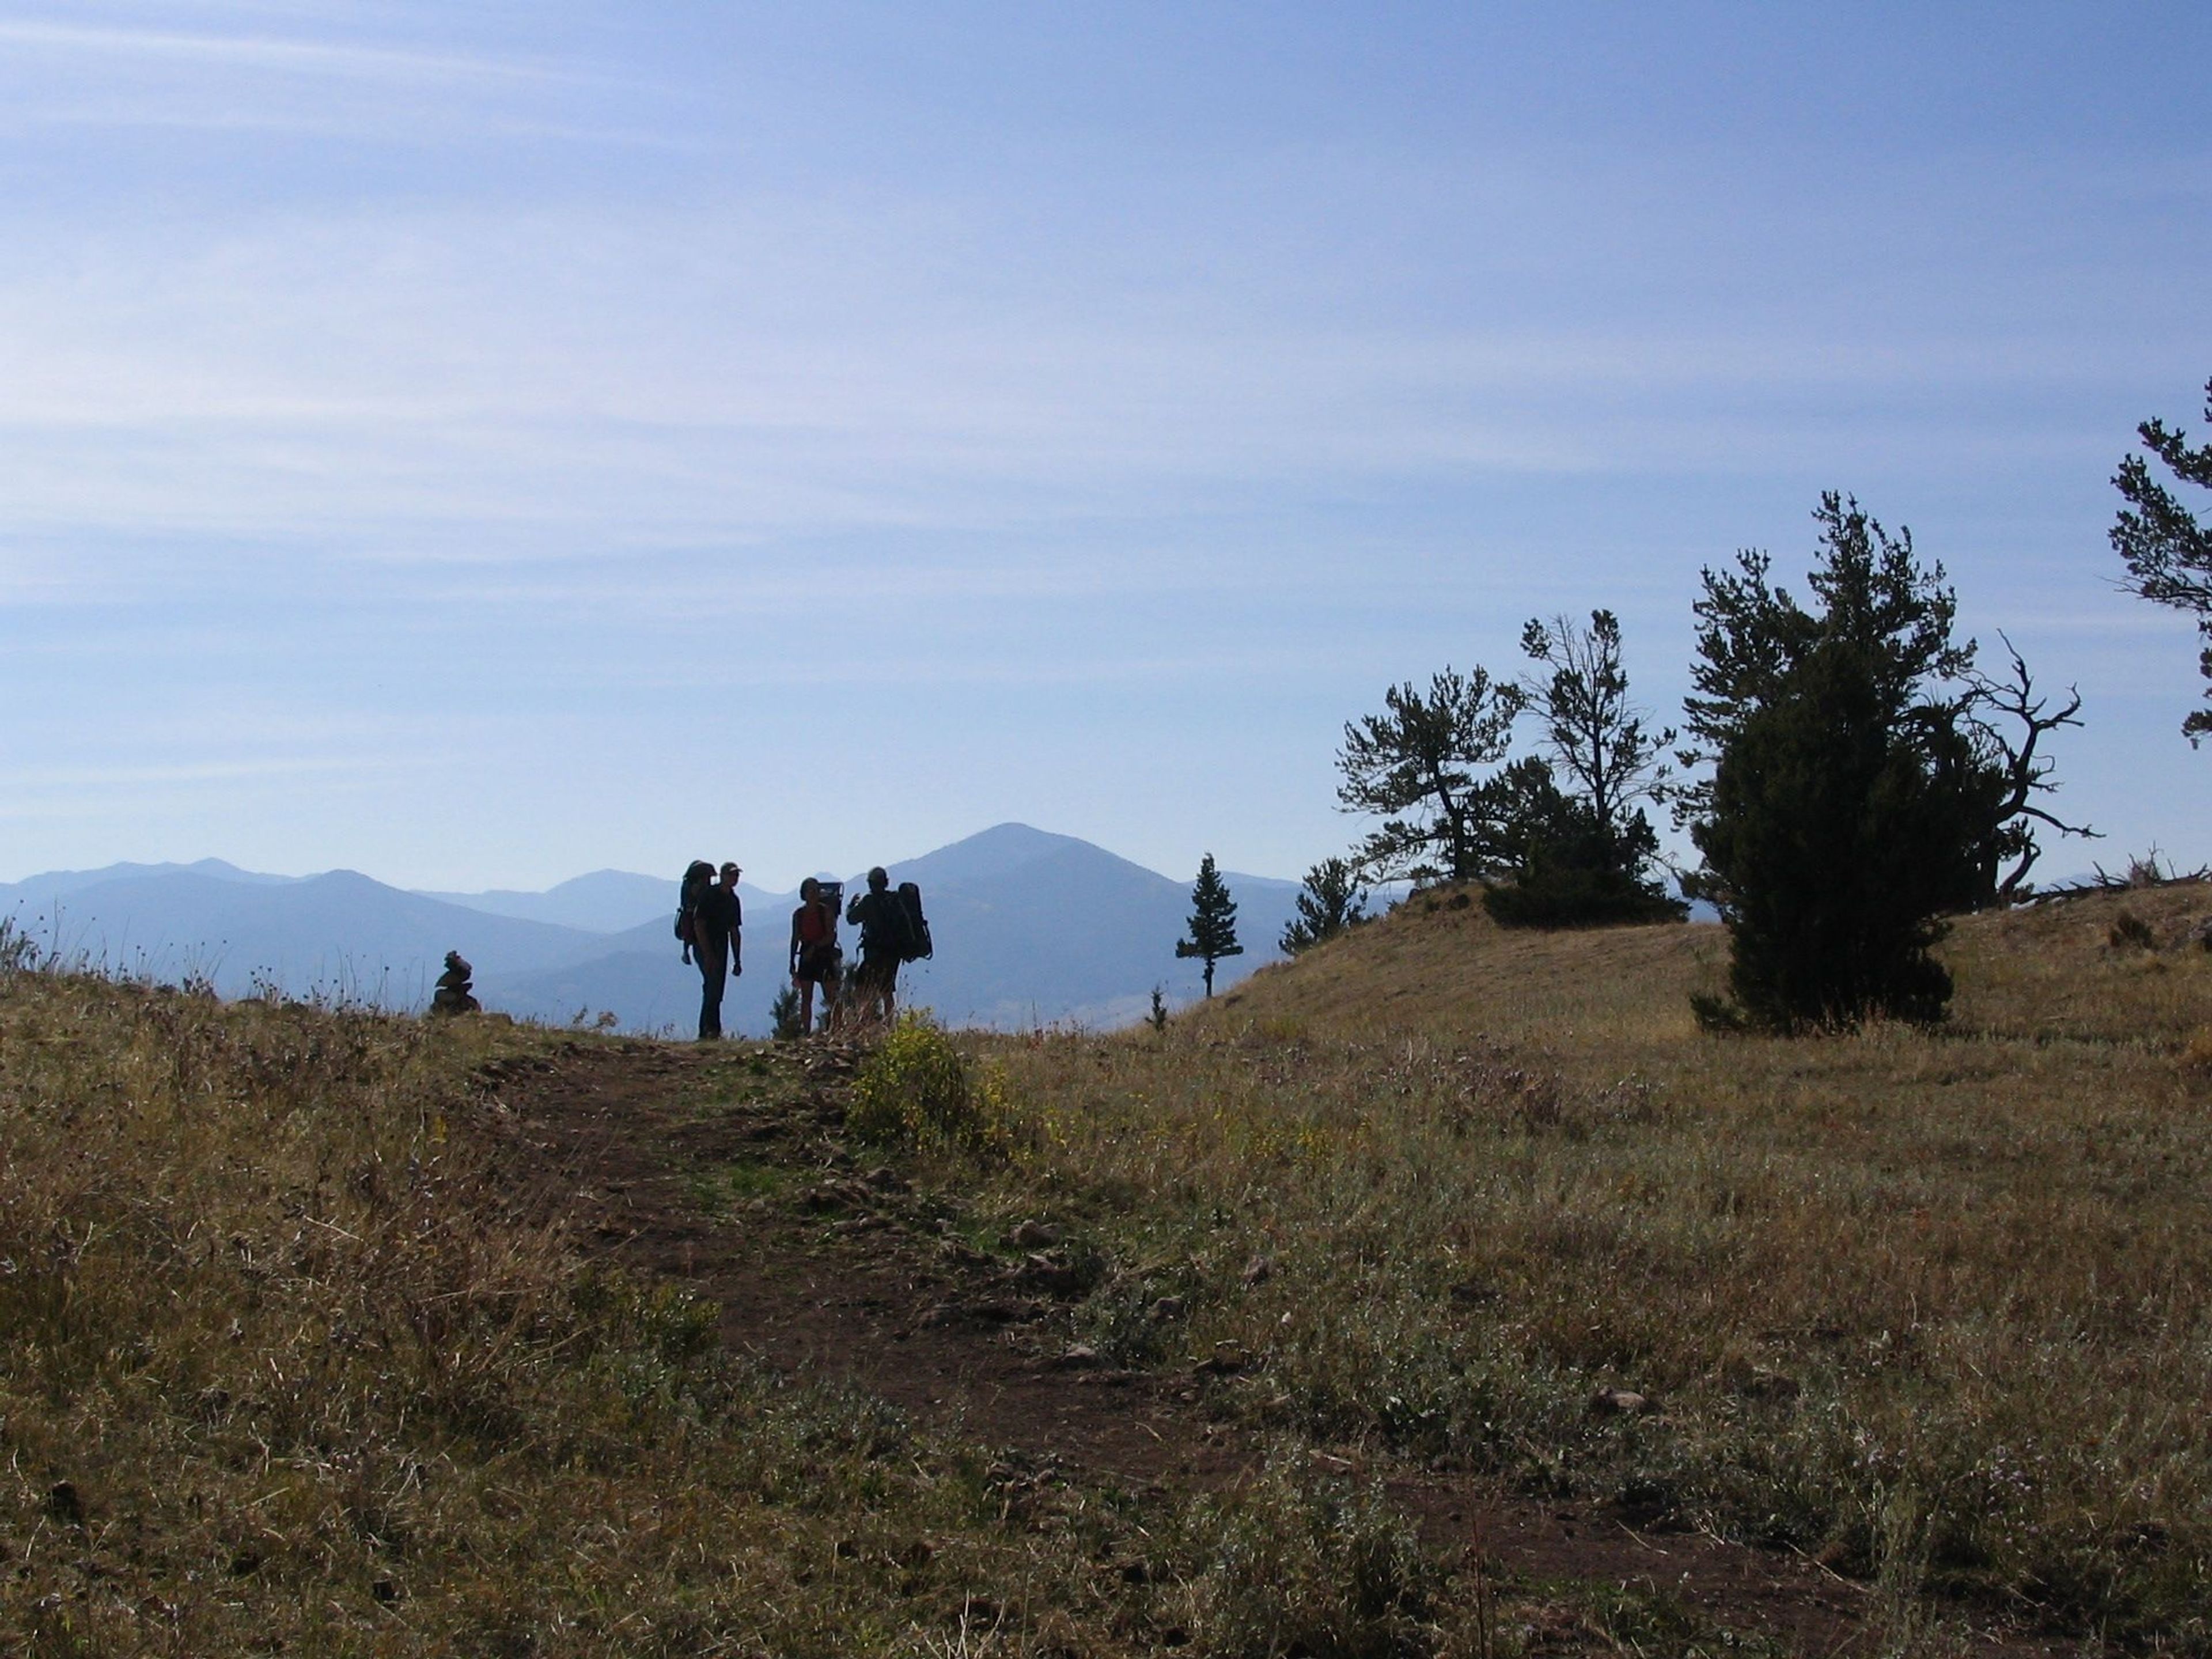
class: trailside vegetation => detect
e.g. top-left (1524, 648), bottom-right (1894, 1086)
top-left (768, 982), bottom-right (804, 1041)
top-left (1173, 852), bottom-right (1243, 997)
top-left (1279, 856), bottom-right (1369, 955)
top-left (2112, 373), bottom-right (2212, 741)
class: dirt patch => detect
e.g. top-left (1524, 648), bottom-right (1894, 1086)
top-left (491, 1037), bottom-right (2080, 1658)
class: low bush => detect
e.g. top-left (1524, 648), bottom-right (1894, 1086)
top-left (2107, 908), bottom-right (2157, 950)
top-left (847, 1012), bottom-right (1020, 1156)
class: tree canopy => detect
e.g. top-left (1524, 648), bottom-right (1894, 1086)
top-left (2111, 376), bottom-right (2212, 743)
top-left (1485, 612), bottom-right (1684, 927)
top-left (1520, 609), bottom-right (1672, 846)
top-left (1335, 668), bottom-right (1521, 883)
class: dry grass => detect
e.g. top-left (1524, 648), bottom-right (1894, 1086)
top-left (14, 879), bottom-right (2212, 1653)
top-left (963, 883), bottom-right (2212, 1649)
top-left (0, 960), bottom-right (1475, 1657)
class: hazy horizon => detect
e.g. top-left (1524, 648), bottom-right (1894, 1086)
top-left (0, 821), bottom-right (1312, 897)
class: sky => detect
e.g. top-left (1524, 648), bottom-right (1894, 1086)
top-left (2, 1), bottom-right (2209, 892)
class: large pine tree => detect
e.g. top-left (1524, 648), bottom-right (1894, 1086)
top-left (1695, 636), bottom-right (1983, 1029)
top-left (1685, 496), bottom-right (2003, 1030)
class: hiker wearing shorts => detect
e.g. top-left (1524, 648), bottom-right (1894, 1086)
top-left (846, 866), bottom-right (901, 1025)
top-left (788, 877), bottom-right (843, 1036)
top-left (693, 861), bottom-right (743, 1040)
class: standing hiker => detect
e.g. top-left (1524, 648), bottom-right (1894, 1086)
top-left (787, 877), bottom-right (843, 1036)
top-left (693, 861), bottom-right (743, 1040)
top-left (846, 866), bottom-right (903, 1025)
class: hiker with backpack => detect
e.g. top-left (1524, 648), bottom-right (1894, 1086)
top-left (787, 877), bottom-right (844, 1036)
top-left (846, 865), bottom-right (931, 1025)
top-left (683, 860), bottom-right (744, 1040)
top-left (675, 859), bottom-right (715, 966)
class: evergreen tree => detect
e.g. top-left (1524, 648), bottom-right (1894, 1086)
top-left (1683, 494), bottom-right (2079, 1029)
top-left (1279, 857), bottom-right (1368, 955)
top-left (1520, 608), bottom-right (1673, 843)
top-left (1336, 668), bottom-right (1522, 882)
top-left (1486, 611), bottom-right (1685, 927)
top-left (1174, 853), bottom-right (1244, 997)
top-left (769, 984), bottom-right (805, 1042)
top-left (1477, 762), bottom-right (1683, 927)
top-left (2111, 376), bottom-right (2212, 741)
top-left (1694, 637), bottom-right (1980, 1030)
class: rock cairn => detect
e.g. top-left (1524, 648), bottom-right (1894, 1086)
top-left (430, 950), bottom-right (480, 1016)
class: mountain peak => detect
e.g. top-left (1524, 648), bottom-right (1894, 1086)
top-left (888, 823), bottom-right (1099, 887)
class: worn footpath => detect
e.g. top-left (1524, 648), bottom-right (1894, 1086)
top-left (487, 1037), bottom-right (2077, 1659)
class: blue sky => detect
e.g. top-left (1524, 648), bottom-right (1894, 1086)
top-left (2, 1), bottom-right (2208, 890)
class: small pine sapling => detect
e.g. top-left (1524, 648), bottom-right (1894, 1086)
top-left (1280, 857), bottom-right (1368, 954)
top-left (1174, 853), bottom-right (1244, 997)
top-left (769, 984), bottom-right (805, 1041)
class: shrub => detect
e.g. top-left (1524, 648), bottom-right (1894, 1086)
top-left (768, 984), bottom-right (805, 1041)
top-left (2108, 909), bottom-right (2157, 950)
top-left (847, 1012), bottom-right (1017, 1156)
top-left (1482, 863), bottom-right (1687, 929)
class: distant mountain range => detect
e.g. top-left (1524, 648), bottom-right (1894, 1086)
top-left (1, 825), bottom-right (1309, 1036)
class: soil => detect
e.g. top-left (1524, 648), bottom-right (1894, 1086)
top-left (487, 1037), bottom-right (2082, 1659)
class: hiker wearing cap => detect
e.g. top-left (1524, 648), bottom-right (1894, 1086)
top-left (693, 861), bottom-right (744, 1040)
top-left (789, 877), bottom-right (844, 1037)
top-left (846, 866), bottom-right (902, 1025)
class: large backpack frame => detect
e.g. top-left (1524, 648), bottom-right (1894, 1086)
top-left (675, 860), bottom-right (715, 961)
top-left (893, 881), bottom-right (933, 963)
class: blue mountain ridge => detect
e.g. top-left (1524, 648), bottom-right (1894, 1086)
top-left (1, 825), bottom-right (1306, 1035)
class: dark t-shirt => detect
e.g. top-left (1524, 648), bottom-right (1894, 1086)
top-left (848, 889), bottom-right (899, 960)
top-left (694, 885), bottom-right (742, 952)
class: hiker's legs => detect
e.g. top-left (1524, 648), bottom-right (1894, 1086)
top-left (857, 955), bottom-right (897, 1025)
top-left (696, 942), bottom-right (727, 1040)
top-left (795, 974), bottom-right (816, 1035)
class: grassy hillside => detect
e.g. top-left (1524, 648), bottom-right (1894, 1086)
top-left (7, 883), bottom-right (2210, 1653)
top-left (968, 884), bottom-right (2212, 1647)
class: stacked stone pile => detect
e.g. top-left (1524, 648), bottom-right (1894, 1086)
top-left (430, 950), bottom-right (480, 1016)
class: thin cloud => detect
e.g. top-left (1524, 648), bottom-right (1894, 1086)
top-left (0, 18), bottom-right (578, 88)
top-left (2, 754), bottom-right (401, 790)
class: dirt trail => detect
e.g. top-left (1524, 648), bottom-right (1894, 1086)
top-left (492, 1039), bottom-right (2074, 1659)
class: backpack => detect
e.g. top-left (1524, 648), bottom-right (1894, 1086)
top-left (895, 881), bottom-right (933, 963)
top-left (675, 861), bottom-right (714, 959)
